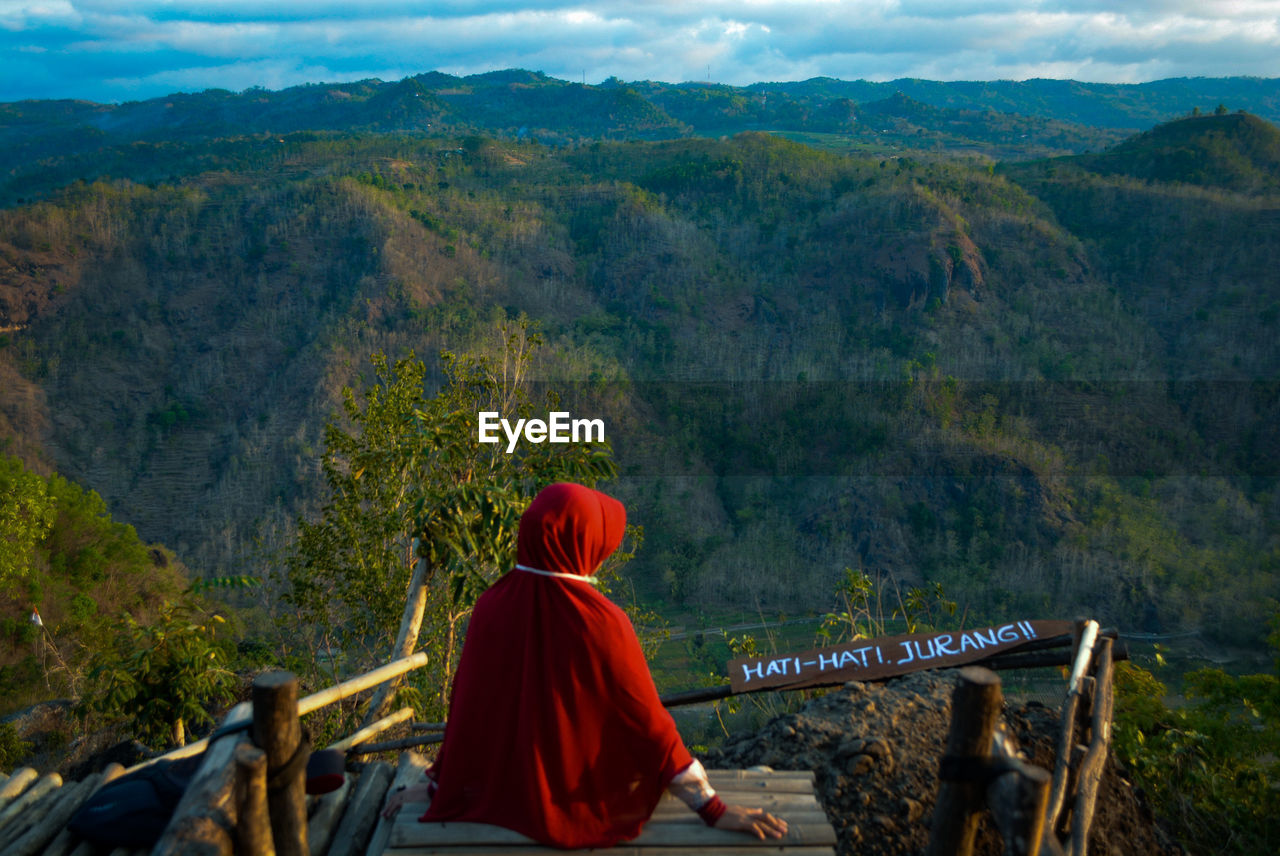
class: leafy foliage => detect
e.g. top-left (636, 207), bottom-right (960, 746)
top-left (0, 721), bottom-right (32, 769)
top-left (284, 322), bottom-right (617, 718)
top-left (0, 454), bottom-right (56, 588)
top-left (0, 454), bottom-right (185, 713)
top-left (81, 601), bottom-right (235, 748)
top-left (1113, 626), bottom-right (1280, 855)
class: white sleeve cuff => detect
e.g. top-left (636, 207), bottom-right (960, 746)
top-left (667, 758), bottom-right (717, 811)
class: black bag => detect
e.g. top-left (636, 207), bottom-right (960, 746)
top-left (69, 753), bottom-right (203, 849)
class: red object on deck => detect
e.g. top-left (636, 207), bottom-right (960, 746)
top-left (422, 483), bottom-right (693, 848)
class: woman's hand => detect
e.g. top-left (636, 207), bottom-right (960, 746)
top-left (713, 804), bottom-right (789, 839)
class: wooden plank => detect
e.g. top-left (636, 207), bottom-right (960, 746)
top-left (385, 769), bottom-right (835, 853)
top-left (366, 751), bottom-right (431, 856)
top-left (641, 810), bottom-right (832, 826)
top-left (650, 794), bottom-right (823, 815)
top-left (706, 770), bottom-right (814, 781)
top-left (390, 793), bottom-right (825, 825)
top-left (387, 847), bottom-right (835, 855)
top-left (327, 759), bottom-right (392, 856)
top-left (701, 778), bottom-right (818, 794)
top-left (307, 774), bottom-right (354, 856)
top-left (393, 820), bottom-right (836, 848)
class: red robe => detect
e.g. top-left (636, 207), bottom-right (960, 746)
top-left (421, 483), bottom-right (692, 848)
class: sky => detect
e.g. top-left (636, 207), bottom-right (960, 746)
top-left (2, 1), bottom-right (1278, 104)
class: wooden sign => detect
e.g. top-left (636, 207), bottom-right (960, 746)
top-left (728, 619), bottom-right (1074, 693)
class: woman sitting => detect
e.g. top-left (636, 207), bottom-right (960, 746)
top-left (386, 482), bottom-right (787, 848)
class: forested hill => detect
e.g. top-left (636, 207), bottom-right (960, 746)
top-left (1, 99), bottom-right (1278, 670)
top-left (4, 73), bottom-right (1280, 205)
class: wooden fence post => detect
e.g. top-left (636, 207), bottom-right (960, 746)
top-left (927, 666), bottom-right (1004, 856)
top-left (234, 742), bottom-right (275, 856)
top-left (987, 761), bottom-right (1052, 856)
top-left (252, 671), bottom-right (307, 856)
top-left (1066, 637), bottom-right (1115, 856)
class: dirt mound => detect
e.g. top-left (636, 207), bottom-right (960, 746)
top-left (698, 669), bottom-right (1184, 856)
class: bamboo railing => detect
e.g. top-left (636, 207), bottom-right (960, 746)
top-left (927, 618), bottom-right (1117, 856)
top-left (0, 619), bottom-right (1124, 856)
top-left (149, 653), bottom-right (431, 855)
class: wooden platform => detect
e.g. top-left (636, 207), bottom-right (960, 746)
top-left (384, 769), bottom-right (837, 855)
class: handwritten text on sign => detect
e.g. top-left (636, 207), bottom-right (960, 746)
top-left (727, 619), bottom-right (1074, 693)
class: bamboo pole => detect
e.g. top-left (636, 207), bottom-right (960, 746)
top-left (41, 763), bottom-right (126, 856)
top-left (1066, 638), bottom-right (1115, 856)
top-left (0, 772), bottom-right (61, 841)
top-left (253, 671), bottom-right (307, 856)
top-left (410, 721), bottom-right (447, 731)
top-left (927, 666), bottom-right (1003, 856)
top-left (299, 651), bottom-right (430, 717)
top-left (6, 772), bottom-right (100, 856)
top-left (1046, 620), bottom-right (1098, 834)
top-left (1, 773), bottom-right (73, 853)
top-left (0, 767), bottom-right (37, 808)
top-left (348, 733), bottom-right (444, 755)
top-left (330, 706), bottom-right (414, 751)
top-left (362, 543), bottom-right (430, 727)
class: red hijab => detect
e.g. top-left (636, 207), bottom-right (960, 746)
top-left (421, 483), bottom-right (693, 848)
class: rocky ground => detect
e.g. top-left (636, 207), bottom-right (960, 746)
top-left (699, 669), bottom-right (1186, 856)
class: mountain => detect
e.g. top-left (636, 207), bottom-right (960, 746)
top-left (1004, 112), bottom-right (1280, 382)
top-left (13, 72), bottom-right (1280, 206)
top-left (1066, 110), bottom-right (1280, 193)
top-left (748, 76), bottom-right (1280, 129)
top-left (1, 83), bottom-right (1278, 658)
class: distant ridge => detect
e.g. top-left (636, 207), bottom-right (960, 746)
top-left (1072, 111), bottom-right (1280, 194)
top-left (4, 71), bottom-right (1280, 135)
top-left (744, 76), bottom-right (1280, 129)
top-left (4, 71), bottom-right (1280, 205)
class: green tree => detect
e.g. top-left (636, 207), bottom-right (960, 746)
top-left (1114, 623), bottom-right (1280, 855)
top-left (0, 455), bottom-right (56, 591)
top-left (81, 601), bottom-right (235, 748)
top-left (285, 322), bottom-right (617, 722)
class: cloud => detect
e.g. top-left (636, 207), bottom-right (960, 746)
top-left (1, 1), bottom-right (1278, 103)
